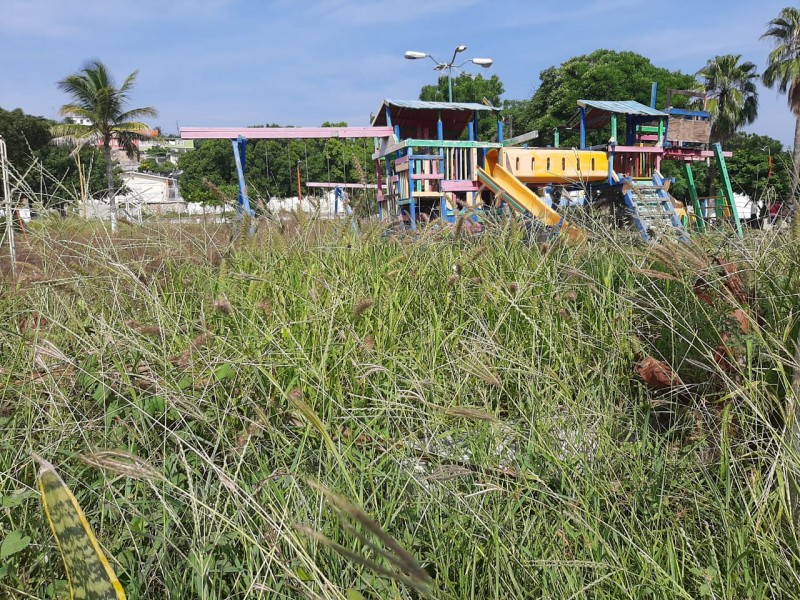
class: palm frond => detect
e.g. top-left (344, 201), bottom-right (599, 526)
top-left (762, 6), bottom-right (800, 115)
top-left (117, 107), bottom-right (158, 123)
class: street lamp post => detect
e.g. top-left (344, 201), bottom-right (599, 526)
top-left (404, 45), bottom-right (493, 102)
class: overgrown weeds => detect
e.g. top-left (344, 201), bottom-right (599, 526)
top-left (0, 218), bottom-right (799, 598)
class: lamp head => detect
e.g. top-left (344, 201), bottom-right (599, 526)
top-left (404, 51), bottom-right (427, 59)
top-left (455, 45), bottom-right (467, 53)
top-left (471, 58), bottom-right (493, 68)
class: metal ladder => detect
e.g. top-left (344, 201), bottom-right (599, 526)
top-left (622, 173), bottom-right (689, 243)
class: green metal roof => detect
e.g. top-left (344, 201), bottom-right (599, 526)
top-left (371, 99), bottom-right (500, 140)
top-left (376, 99), bottom-right (501, 115)
top-left (577, 100), bottom-right (668, 117)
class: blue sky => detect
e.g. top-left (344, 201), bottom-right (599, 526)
top-left (0, 0), bottom-right (795, 146)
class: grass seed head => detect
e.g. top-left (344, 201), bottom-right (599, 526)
top-left (362, 334), bottom-right (375, 351)
top-left (353, 297), bottom-right (374, 318)
top-left (214, 295), bottom-right (233, 315)
top-left (258, 298), bottom-right (272, 316)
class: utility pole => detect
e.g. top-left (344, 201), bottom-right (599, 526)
top-left (0, 136), bottom-right (16, 278)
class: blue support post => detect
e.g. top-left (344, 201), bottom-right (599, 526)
top-left (579, 107), bottom-right (586, 149)
top-left (608, 149), bottom-right (615, 184)
top-left (497, 118), bottom-right (504, 143)
top-left (408, 147), bottom-right (416, 230)
top-left (472, 113), bottom-right (479, 141)
top-left (650, 82), bottom-right (658, 108)
top-left (438, 110), bottom-right (447, 219)
top-left (232, 137), bottom-right (253, 218)
top-left (625, 116), bottom-right (636, 146)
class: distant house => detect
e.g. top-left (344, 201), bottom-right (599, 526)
top-left (63, 113), bottom-right (93, 127)
top-left (117, 171), bottom-right (186, 214)
top-left (138, 138), bottom-right (195, 165)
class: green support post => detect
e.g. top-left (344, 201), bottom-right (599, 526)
top-left (610, 113), bottom-right (618, 143)
top-left (683, 163), bottom-right (706, 232)
top-left (657, 119), bottom-right (664, 146)
top-left (712, 142), bottom-right (743, 238)
top-left (554, 128), bottom-right (560, 148)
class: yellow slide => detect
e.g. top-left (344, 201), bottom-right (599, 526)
top-left (478, 149), bottom-right (585, 242)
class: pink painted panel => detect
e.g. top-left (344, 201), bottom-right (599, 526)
top-left (612, 145), bottom-right (664, 154)
top-left (442, 180), bottom-right (481, 192)
top-left (410, 173), bottom-right (443, 180)
top-left (180, 126), bottom-right (393, 140)
top-left (306, 182), bottom-right (378, 189)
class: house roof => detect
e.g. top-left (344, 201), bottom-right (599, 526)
top-left (371, 99), bottom-right (500, 140)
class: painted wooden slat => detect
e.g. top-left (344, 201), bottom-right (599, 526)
top-left (181, 126), bottom-right (393, 140)
top-left (612, 145), bottom-right (664, 154)
top-left (442, 180), bottom-right (481, 192)
top-left (305, 182), bottom-right (378, 189)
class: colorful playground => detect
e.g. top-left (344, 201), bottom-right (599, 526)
top-left (180, 85), bottom-right (745, 244)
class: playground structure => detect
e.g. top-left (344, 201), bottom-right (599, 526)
top-left (180, 87), bottom-right (743, 243)
top-left (567, 87), bottom-right (742, 240)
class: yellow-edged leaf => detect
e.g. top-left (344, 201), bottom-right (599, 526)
top-left (34, 454), bottom-right (126, 600)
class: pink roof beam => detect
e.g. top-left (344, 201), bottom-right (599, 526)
top-left (306, 182), bottom-right (378, 189)
top-left (180, 127), bottom-right (394, 140)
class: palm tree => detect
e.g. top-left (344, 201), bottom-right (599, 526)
top-left (52, 60), bottom-right (157, 231)
top-left (762, 7), bottom-right (800, 239)
top-left (696, 55), bottom-right (759, 213)
top-left (697, 54), bottom-right (759, 146)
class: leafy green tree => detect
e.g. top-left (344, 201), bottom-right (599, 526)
top-left (524, 50), bottom-right (697, 147)
top-left (726, 133), bottom-right (793, 202)
top-left (762, 6), bottom-right (800, 238)
top-left (419, 73), bottom-right (504, 140)
top-left (177, 139), bottom-right (236, 204)
top-left (661, 160), bottom-right (709, 202)
top-left (138, 158), bottom-right (176, 176)
top-left (52, 60), bottom-right (157, 231)
top-left (0, 107), bottom-right (52, 168)
top-left (697, 55), bottom-right (759, 145)
top-left (0, 107), bottom-right (117, 211)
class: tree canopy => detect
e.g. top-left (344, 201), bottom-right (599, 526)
top-left (0, 107), bottom-right (116, 209)
top-left (419, 73), bottom-right (504, 140)
top-left (725, 132), bottom-right (793, 202)
top-left (519, 50), bottom-right (697, 146)
top-left (762, 5), bottom-right (800, 239)
top-left (0, 108), bottom-right (52, 168)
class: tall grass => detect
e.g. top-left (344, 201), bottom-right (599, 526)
top-left (0, 216), bottom-right (799, 598)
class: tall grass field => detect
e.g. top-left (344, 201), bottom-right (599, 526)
top-left (1, 216), bottom-right (799, 598)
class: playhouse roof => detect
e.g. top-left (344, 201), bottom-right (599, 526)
top-left (371, 99), bottom-right (500, 139)
top-left (574, 100), bottom-right (668, 129)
